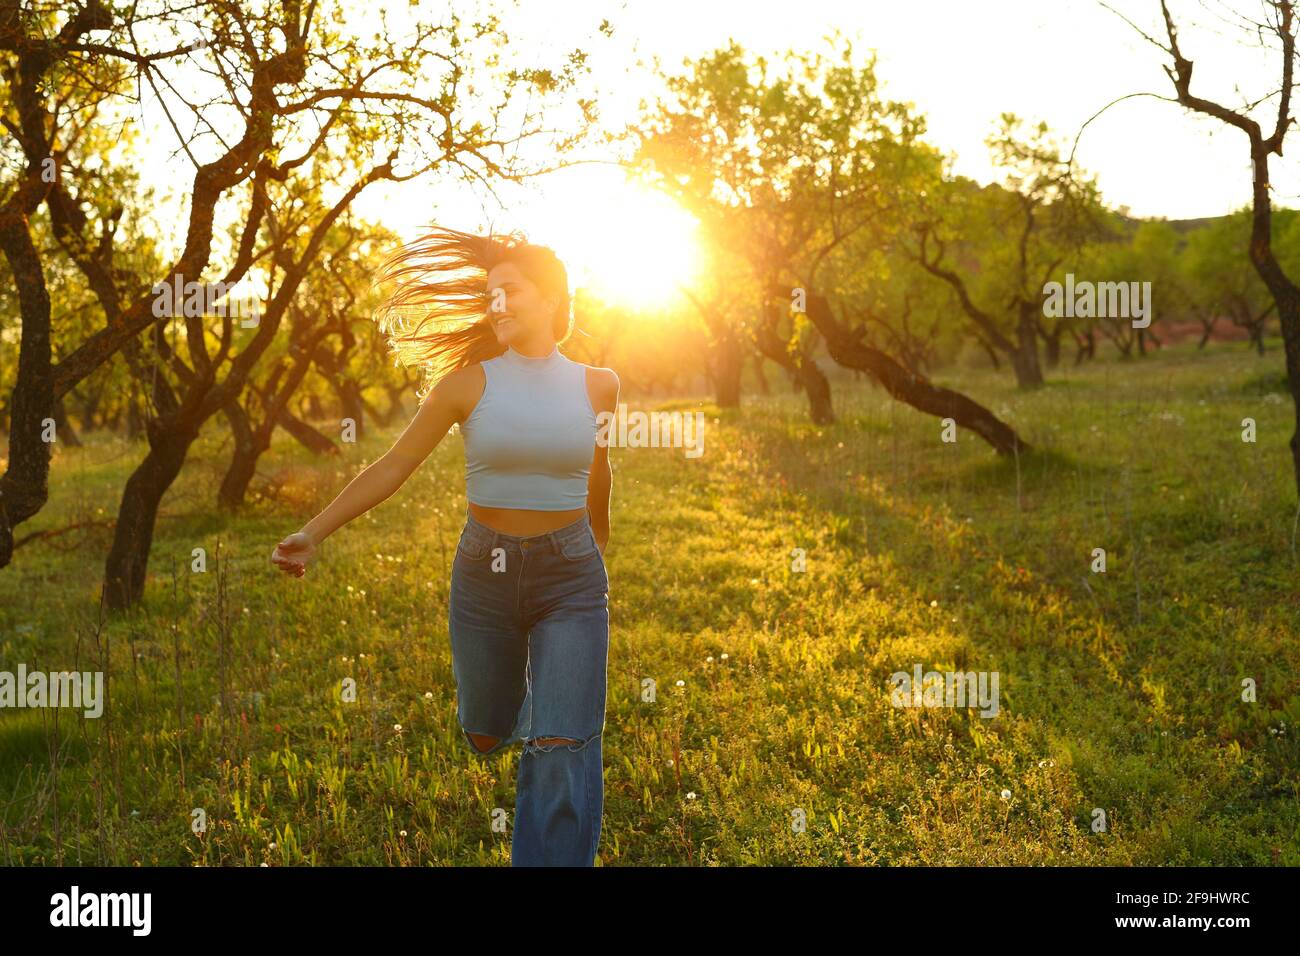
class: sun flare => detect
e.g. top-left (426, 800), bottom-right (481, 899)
top-left (519, 171), bottom-right (703, 312)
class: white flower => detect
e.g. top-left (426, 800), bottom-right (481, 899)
top-left (1000, 789), bottom-right (1011, 801)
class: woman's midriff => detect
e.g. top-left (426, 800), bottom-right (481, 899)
top-left (468, 502), bottom-right (587, 536)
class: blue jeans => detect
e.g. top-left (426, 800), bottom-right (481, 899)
top-left (447, 511), bottom-right (610, 866)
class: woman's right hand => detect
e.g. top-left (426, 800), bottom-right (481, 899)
top-left (271, 531), bottom-right (319, 578)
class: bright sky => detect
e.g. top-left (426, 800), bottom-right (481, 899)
top-left (134, 0), bottom-right (1300, 303)
top-left (359, 0), bottom-right (1299, 297)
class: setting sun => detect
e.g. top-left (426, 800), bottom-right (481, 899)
top-left (516, 169), bottom-right (704, 312)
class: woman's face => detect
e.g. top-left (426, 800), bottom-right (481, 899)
top-left (485, 261), bottom-right (555, 348)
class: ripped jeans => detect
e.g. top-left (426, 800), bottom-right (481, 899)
top-left (447, 511), bottom-right (610, 866)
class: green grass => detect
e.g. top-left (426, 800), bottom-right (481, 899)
top-left (2, 340), bottom-right (1299, 865)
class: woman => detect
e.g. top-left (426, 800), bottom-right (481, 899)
top-left (270, 226), bottom-right (619, 867)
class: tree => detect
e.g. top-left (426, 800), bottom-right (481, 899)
top-left (636, 38), bottom-right (1026, 452)
top-left (910, 116), bottom-right (1107, 387)
top-left (1115, 0), bottom-right (1300, 494)
top-left (1186, 211), bottom-right (1279, 355)
top-left (632, 40), bottom-right (838, 421)
top-left (1, 0), bottom-right (598, 602)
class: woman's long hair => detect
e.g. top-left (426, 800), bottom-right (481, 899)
top-left (374, 225), bottom-right (573, 396)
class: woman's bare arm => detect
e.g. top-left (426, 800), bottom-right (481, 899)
top-left (272, 367), bottom-right (482, 575)
top-left (586, 367), bottom-right (620, 554)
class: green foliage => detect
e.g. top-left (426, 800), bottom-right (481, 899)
top-left (1, 342), bottom-right (1298, 865)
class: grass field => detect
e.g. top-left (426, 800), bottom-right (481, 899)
top-left (2, 341), bottom-right (1299, 865)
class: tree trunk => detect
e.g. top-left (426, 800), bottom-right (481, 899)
top-left (218, 403), bottom-right (266, 510)
top-left (277, 409), bottom-right (339, 456)
top-left (1011, 313), bottom-right (1045, 388)
top-left (383, 384), bottom-right (408, 422)
top-left (753, 309), bottom-right (835, 424)
top-left (711, 333), bottom-right (743, 407)
top-left (126, 399), bottom-right (146, 441)
top-left (1073, 328), bottom-right (1096, 365)
top-left (799, 289), bottom-right (1027, 456)
top-left (0, 192), bottom-right (54, 570)
top-left (103, 431), bottom-right (195, 609)
top-left (1282, 292), bottom-right (1300, 496)
top-left (794, 355), bottom-right (835, 424)
top-left (80, 383), bottom-right (103, 432)
top-left (336, 379), bottom-right (366, 438)
top-left (53, 395), bottom-right (81, 447)
top-left (1042, 327), bottom-right (1063, 368)
top-left (1197, 317), bottom-right (1216, 349)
